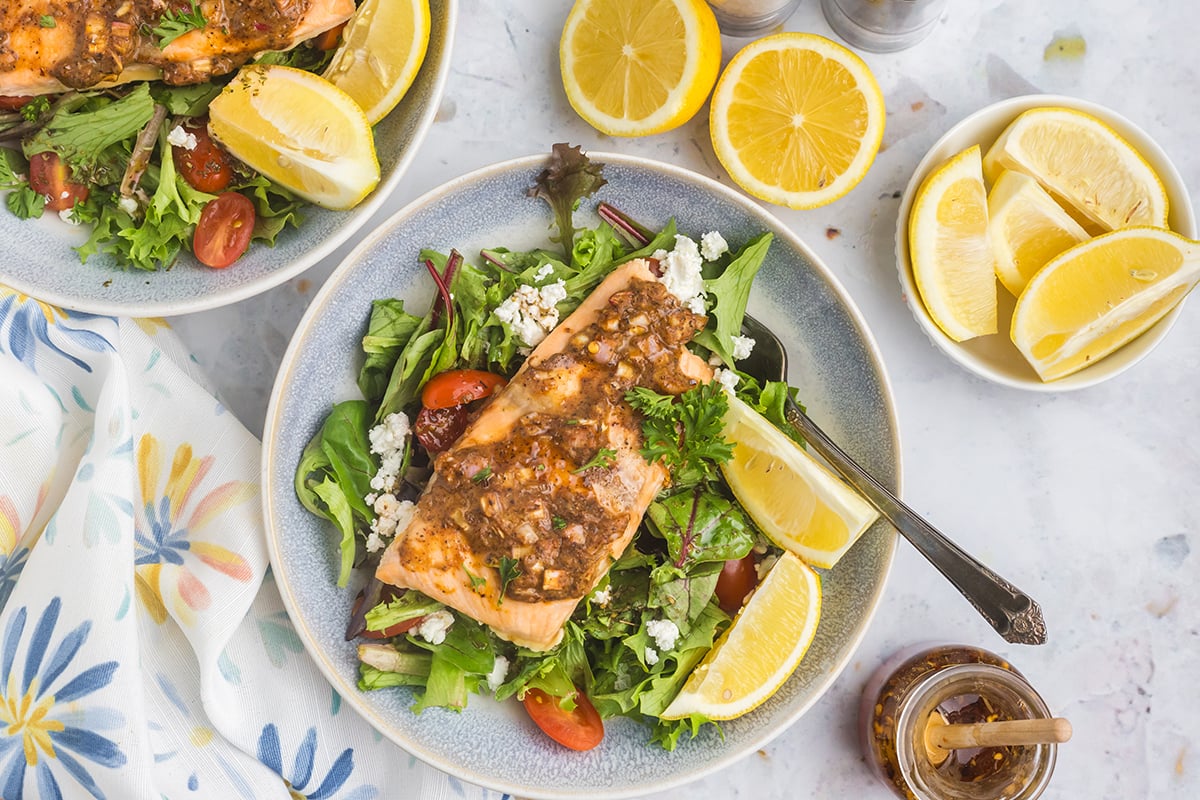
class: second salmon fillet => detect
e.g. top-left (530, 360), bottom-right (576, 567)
top-left (376, 260), bottom-right (713, 650)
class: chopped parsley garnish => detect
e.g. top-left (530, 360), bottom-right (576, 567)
top-left (39, 15), bottom-right (56, 27)
top-left (463, 567), bottom-right (487, 592)
top-left (494, 557), bottom-right (521, 606)
top-left (552, 516), bottom-right (567, 530)
top-left (471, 466), bottom-right (493, 484)
top-left (574, 447), bottom-right (617, 473)
top-left (625, 382), bottom-right (733, 488)
top-left (153, 0), bottom-right (207, 48)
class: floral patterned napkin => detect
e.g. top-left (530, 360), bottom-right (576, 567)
top-left (0, 287), bottom-right (501, 800)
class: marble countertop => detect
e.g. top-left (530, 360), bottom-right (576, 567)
top-left (171, 1), bottom-right (1200, 797)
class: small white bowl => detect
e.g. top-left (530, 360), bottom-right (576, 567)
top-left (895, 94), bottom-right (1198, 391)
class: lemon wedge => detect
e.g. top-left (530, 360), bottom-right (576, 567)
top-left (559, 0), bottom-right (720, 137)
top-left (988, 169), bottom-right (1090, 297)
top-left (981, 107), bottom-right (1168, 231)
top-left (208, 65), bottom-right (380, 210)
top-left (908, 145), bottom-right (997, 341)
top-left (719, 393), bottom-right (878, 570)
top-left (661, 551), bottom-right (820, 721)
top-left (709, 33), bottom-right (885, 209)
top-left (1011, 227), bottom-right (1200, 381)
top-left (323, 0), bottom-right (431, 125)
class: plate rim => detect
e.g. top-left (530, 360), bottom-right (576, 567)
top-left (261, 150), bottom-right (902, 797)
top-left (894, 92), bottom-right (1199, 392)
top-left (0, 0), bottom-right (459, 318)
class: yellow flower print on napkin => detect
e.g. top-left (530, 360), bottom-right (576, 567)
top-left (133, 435), bottom-right (256, 626)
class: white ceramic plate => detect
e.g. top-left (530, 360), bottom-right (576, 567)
top-left (895, 94), bottom-right (1198, 391)
top-left (0, 0), bottom-right (456, 317)
top-left (262, 152), bottom-right (901, 798)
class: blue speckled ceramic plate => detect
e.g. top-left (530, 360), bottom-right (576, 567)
top-left (261, 152), bottom-right (901, 799)
top-left (0, 0), bottom-right (456, 317)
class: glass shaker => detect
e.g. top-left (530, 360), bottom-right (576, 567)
top-left (860, 643), bottom-right (1061, 800)
top-left (820, 0), bottom-right (946, 52)
top-left (706, 0), bottom-right (803, 37)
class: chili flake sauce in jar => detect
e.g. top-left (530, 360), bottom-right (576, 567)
top-left (859, 643), bottom-right (1057, 800)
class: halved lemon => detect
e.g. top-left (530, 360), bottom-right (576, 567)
top-left (1011, 227), bottom-right (1200, 381)
top-left (981, 107), bottom-right (1168, 231)
top-left (709, 33), bottom-right (885, 209)
top-left (323, 0), bottom-right (431, 125)
top-left (209, 65), bottom-right (380, 210)
top-left (559, 0), bottom-right (720, 137)
top-left (908, 145), bottom-right (998, 341)
top-left (719, 393), bottom-right (878, 570)
top-left (661, 551), bottom-right (820, 720)
top-left (988, 169), bottom-right (1090, 297)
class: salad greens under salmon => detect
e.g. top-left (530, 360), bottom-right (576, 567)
top-left (294, 144), bottom-right (806, 750)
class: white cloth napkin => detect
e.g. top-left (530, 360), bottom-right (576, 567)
top-left (0, 286), bottom-right (501, 800)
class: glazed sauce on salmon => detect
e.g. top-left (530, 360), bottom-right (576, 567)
top-left (417, 278), bottom-right (705, 603)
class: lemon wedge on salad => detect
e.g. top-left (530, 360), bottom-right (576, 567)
top-left (323, 0), bottom-right (431, 125)
top-left (209, 65), bottom-right (380, 210)
top-left (661, 551), bottom-right (821, 721)
top-left (719, 393), bottom-right (878, 570)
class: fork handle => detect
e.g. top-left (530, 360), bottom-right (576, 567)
top-left (784, 402), bottom-right (1047, 645)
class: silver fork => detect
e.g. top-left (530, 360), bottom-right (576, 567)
top-left (740, 314), bottom-right (1047, 645)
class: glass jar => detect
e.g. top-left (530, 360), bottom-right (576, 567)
top-left (860, 643), bottom-right (1057, 800)
top-left (706, 0), bottom-right (803, 37)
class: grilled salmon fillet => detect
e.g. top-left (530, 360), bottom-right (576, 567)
top-left (0, 0), bottom-right (354, 97)
top-left (376, 260), bottom-right (713, 650)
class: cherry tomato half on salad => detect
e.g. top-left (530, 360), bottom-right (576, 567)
top-left (172, 116), bottom-right (234, 193)
top-left (522, 688), bottom-right (605, 751)
top-left (28, 152), bottom-right (89, 212)
top-left (421, 369), bottom-right (508, 410)
top-left (715, 553), bottom-right (758, 616)
top-left (193, 192), bottom-right (256, 269)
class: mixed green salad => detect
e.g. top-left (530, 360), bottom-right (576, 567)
top-left (294, 144), bottom-right (805, 750)
top-left (0, 41), bottom-right (335, 271)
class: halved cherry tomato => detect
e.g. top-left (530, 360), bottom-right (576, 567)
top-left (313, 21), bottom-right (347, 50)
top-left (172, 116), bottom-right (234, 193)
top-left (522, 688), bottom-right (605, 751)
top-left (715, 553), bottom-right (758, 616)
top-left (0, 96), bottom-right (34, 111)
top-left (193, 192), bottom-right (256, 268)
top-left (28, 152), bottom-right (89, 212)
top-left (421, 369), bottom-right (507, 410)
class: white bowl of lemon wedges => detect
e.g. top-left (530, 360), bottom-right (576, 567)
top-left (896, 94), bottom-right (1198, 391)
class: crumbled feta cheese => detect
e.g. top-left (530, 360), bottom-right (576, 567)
top-left (118, 195), bottom-right (140, 216)
top-left (494, 280), bottom-right (566, 350)
top-left (730, 335), bottom-right (756, 361)
top-left (58, 208), bottom-right (81, 225)
top-left (367, 412), bottom-right (410, 493)
top-left (700, 230), bottom-right (729, 261)
top-left (755, 553), bottom-right (779, 582)
top-left (367, 493), bottom-right (415, 551)
top-left (416, 609), bottom-right (455, 645)
top-left (486, 655), bottom-right (510, 692)
top-left (590, 585), bottom-right (612, 607)
top-left (657, 235), bottom-right (706, 314)
top-left (167, 125), bottom-right (198, 151)
top-left (533, 263), bottom-right (555, 283)
top-left (644, 647), bottom-right (660, 666)
top-left (713, 368), bottom-right (740, 393)
top-left (645, 618), bottom-right (680, 653)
